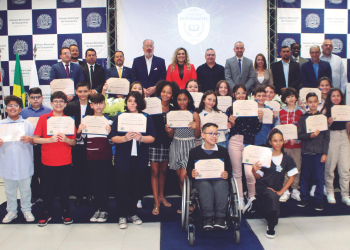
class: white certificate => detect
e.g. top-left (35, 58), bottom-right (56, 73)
top-left (26, 117), bottom-right (40, 128)
top-left (274, 124), bottom-right (298, 141)
top-left (195, 159), bottom-right (224, 179)
top-left (47, 116), bottom-right (75, 136)
top-left (217, 96), bottom-right (232, 112)
top-left (232, 100), bottom-right (258, 117)
top-left (82, 116), bottom-right (110, 135)
top-left (50, 79), bottom-right (75, 96)
top-left (106, 78), bottom-right (130, 95)
top-left (167, 110), bottom-right (193, 128)
top-left (143, 97), bottom-right (162, 115)
top-left (0, 122), bottom-right (25, 142)
top-left (264, 101), bottom-right (281, 111)
top-left (190, 92), bottom-right (203, 108)
top-left (117, 113), bottom-right (147, 133)
top-left (202, 113), bottom-right (228, 130)
top-left (299, 88), bottom-right (322, 104)
top-left (242, 145), bottom-right (272, 168)
top-left (306, 114), bottom-right (328, 133)
top-left (259, 108), bottom-right (273, 124)
top-left (331, 105), bottom-right (350, 122)
top-left (346, 83), bottom-right (350, 106)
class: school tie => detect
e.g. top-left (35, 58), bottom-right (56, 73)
top-left (118, 67), bottom-right (122, 78)
top-left (65, 64), bottom-right (70, 78)
top-left (238, 59), bottom-right (242, 73)
top-left (90, 65), bottom-right (94, 87)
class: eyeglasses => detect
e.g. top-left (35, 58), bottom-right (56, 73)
top-left (206, 54), bottom-right (215, 56)
top-left (52, 100), bottom-right (64, 104)
top-left (7, 104), bottom-right (19, 108)
top-left (144, 45), bottom-right (153, 49)
top-left (29, 96), bottom-right (42, 100)
top-left (203, 132), bottom-right (220, 137)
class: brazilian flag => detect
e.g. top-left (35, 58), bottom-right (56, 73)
top-left (13, 53), bottom-right (25, 107)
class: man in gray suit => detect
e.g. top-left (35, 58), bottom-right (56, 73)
top-left (225, 41), bottom-right (255, 92)
top-left (290, 43), bottom-right (308, 69)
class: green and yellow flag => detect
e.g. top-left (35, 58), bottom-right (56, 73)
top-left (13, 52), bottom-right (25, 107)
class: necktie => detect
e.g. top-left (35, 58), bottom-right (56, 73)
top-left (90, 65), bottom-right (94, 87)
top-left (118, 67), bottom-right (122, 78)
top-left (238, 59), bottom-right (242, 73)
top-left (65, 64), bottom-right (70, 78)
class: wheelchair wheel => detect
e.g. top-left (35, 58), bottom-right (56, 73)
top-left (231, 177), bottom-right (241, 228)
top-left (184, 178), bottom-right (191, 231)
top-left (189, 232), bottom-right (194, 246)
top-left (188, 223), bottom-right (195, 246)
top-left (181, 177), bottom-right (187, 230)
top-left (234, 230), bottom-right (240, 244)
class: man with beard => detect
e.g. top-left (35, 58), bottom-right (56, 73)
top-left (290, 43), bottom-right (308, 69)
top-left (70, 44), bottom-right (85, 67)
top-left (106, 51), bottom-right (131, 81)
top-left (131, 39), bottom-right (166, 97)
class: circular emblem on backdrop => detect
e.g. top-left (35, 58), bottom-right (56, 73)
top-left (282, 0), bottom-right (295, 3)
top-left (86, 13), bottom-right (102, 28)
top-left (38, 65), bottom-right (52, 80)
top-left (62, 0), bottom-right (75, 3)
top-left (331, 39), bottom-right (343, 54)
top-left (62, 39), bottom-right (77, 48)
top-left (13, 40), bottom-right (28, 56)
top-left (0, 17), bottom-right (3, 31)
top-left (305, 13), bottom-right (320, 29)
top-left (329, 0), bottom-right (343, 4)
top-left (12, 0), bottom-right (26, 5)
top-left (1, 68), bottom-right (5, 80)
top-left (282, 38), bottom-right (296, 47)
top-left (37, 14), bottom-right (52, 30)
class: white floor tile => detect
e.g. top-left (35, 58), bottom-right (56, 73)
top-left (0, 224), bottom-right (20, 243)
top-left (303, 231), bottom-right (350, 250)
top-left (0, 241), bottom-right (61, 250)
top-left (58, 241), bottom-right (123, 250)
top-left (247, 218), bottom-right (302, 236)
top-left (123, 222), bottom-right (160, 241)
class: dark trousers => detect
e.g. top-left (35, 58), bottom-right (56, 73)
top-left (300, 154), bottom-right (325, 203)
top-left (257, 186), bottom-right (280, 216)
top-left (88, 159), bottom-right (112, 212)
top-left (116, 157), bottom-right (145, 218)
top-left (41, 164), bottom-right (72, 213)
top-left (72, 145), bottom-right (91, 198)
top-left (31, 145), bottom-right (42, 198)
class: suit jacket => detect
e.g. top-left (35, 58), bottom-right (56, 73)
top-left (131, 55), bottom-right (167, 89)
top-left (63, 100), bottom-right (94, 130)
top-left (50, 62), bottom-right (85, 89)
top-left (301, 60), bottom-right (332, 88)
top-left (271, 60), bottom-right (301, 95)
top-left (224, 56), bottom-right (255, 92)
top-left (290, 56), bottom-right (308, 70)
top-left (80, 63), bottom-right (106, 93)
top-left (166, 64), bottom-right (197, 89)
top-left (106, 66), bottom-right (132, 81)
top-left (250, 69), bottom-right (274, 95)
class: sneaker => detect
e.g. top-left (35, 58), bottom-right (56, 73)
top-left (323, 186), bottom-right (327, 196)
top-left (119, 217), bottom-right (128, 229)
top-left (2, 211), bottom-right (17, 223)
top-left (23, 211), bottom-right (35, 222)
top-left (266, 226), bottom-right (275, 239)
top-left (137, 200), bottom-right (142, 208)
top-left (239, 198), bottom-right (245, 211)
top-left (203, 217), bottom-right (214, 229)
top-left (279, 190), bottom-right (290, 202)
top-left (38, 213), bottom-right (51, 227)
top-left (297, 199), bottom-right (307, 207)
top-left (310, 185), bottom-right (316, 197)
top-left (214, 217), bottom-right (227, 229)
top-left (342, 196), bottom-right (350, 206)
top-left (291, 189), bottom-right (301, 201)
top-left (327, 193), bottom-right (336, 204)
top-left (62, 210), bottom-right (73, 225)
top-left (97, 212), bottom-right (108, 222)
top-left (90, 210), bottom-right (100, 222)
top-left (128, 215), bottom-right (142, 225)
top-left (315, 203), bottom-right (323, 211)
top-left (243, 197), bottom-right (256, 214)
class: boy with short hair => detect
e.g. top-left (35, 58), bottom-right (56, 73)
top-left (297, 93), bottom-right (329, 211)
top-left (265, 85), bottom-right (277, 101)
top-left (187, 123), bottom-right (232, 230)
top-left (21, 87), bottom-right (51, 203)
top-left (0, 95), bottom-right (35, 223)
top-left (34, 91), bottom-right (76, 227)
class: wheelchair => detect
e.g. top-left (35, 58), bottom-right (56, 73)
top-left (181, 177), bottom-right (241, 246)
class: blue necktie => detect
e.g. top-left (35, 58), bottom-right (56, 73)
top-left (238, 59), bottom-right (242, 73)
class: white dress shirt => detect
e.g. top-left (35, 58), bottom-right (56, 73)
top-left (62, 62), bottom-right (71, 72)
top-left (145, 56), bottom-right (153, 75)
top-left (320, 53), bottom-right (347, 93)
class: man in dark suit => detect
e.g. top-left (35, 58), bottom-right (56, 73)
top-left (131, 39), bottom-right (166, 97)
top-left (290, 43), bottom-right (308, 69)
top-left (50, 47), bottom-right (85, 101)
top-left (80, 48), bottom-right (106, 94)
top-left (70, 44), bottom-right (85, 67)
top-left (301, 45), bottom-right (332, 88)
top-left (271, 46), bottom-right (301, 95)
top-left (106, 51), bottom-right (131, 80)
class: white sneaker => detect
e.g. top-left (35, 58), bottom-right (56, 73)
top-left (239, 198), bottom-right (245, 211)
top-left (342, 196), bottom-right (350, 206)
top-left (310, 185), bottom-right (316, 197)
top-left (2, 211), bottom-right (17, 223)
top-left (327, 193), bottom-right (336, 204)
top-left (118, 217), bottom-right (128, 229)
top-left (23, 211), bottom-right (35, 222)
top-left (243, 197), bottom-right (256, 214)
top-left (137, 200), bottom-right (142, 208)
top-left (323, 186), bottom-right (327, 196)
top-left (90, 210), bottom-right (100, 222)
top-left (291, 189), bottom-right (301, 201)
top-left (279, 191), bottom-right (290, 202)
top-left (128, 215), bottom-right (142, 225)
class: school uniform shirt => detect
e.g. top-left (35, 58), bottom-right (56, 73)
top-left (34, 111), bottom-right (76, 166)
top-left (198, 109), bottom-right (227, 143)
top-left (21, 105), bottom-right (52, 119)
top-left (255, 104), bottom-right (277, 146)
top-left (0, 116), bottom-right (34, 180)
top-left (76, 133), bottom-right (113, 161)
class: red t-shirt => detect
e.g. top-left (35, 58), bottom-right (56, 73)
top-left (34, 111), bottom-right (76, 166)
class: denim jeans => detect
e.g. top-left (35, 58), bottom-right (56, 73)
top-left (3, 177), bottom-right (32, 214)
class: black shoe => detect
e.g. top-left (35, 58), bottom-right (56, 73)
top-left (38, 212), bottom-right (51, 227)
top-left (266, 226), bottom-right (275, 239)
top-left (62, 209), bottom-right (73, 225)
top-left (203, 217), bottom-right (214, 230)
top-left (315, 203), bottom-right (323, 211)
top-left (75, 197), bottom-right (83, 207)
top-left (87, 195), bottom-right (94, 206)
top-left (297, 199), bottom-right (307, 207)
top-left (214, 217), bottom-right (227, 229)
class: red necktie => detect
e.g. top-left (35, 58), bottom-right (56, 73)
top-left (65, 64), bottom-right (70, 78)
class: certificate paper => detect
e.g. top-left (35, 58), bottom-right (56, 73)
top-left (217, 96), bottom-right (232, 112)
top-left (331, 105), bottom-right (350, 122)
top-left (117, 113), bottom-right (147, 133)
top-left (242, 145), bottom-right (272, 168)
top-left (259, 108), bottom-right (273, 124)
top-left (82, 116), bottom-right (110, 135)
top-left (167, 110), bottom-right (193, 128)
top-left (26, 117), bottom-right (40, 128)
top-left (50, 79), bottom-right (75, 95)
top-left (190, 92), bottom-right (203, 108)
top-left (264, 101), bottom-right (281, 111)
top-left (274, 124), bottom-right (298, 141)
top-left (299, 88), bottom-right (322, 104)
top-left (106, 78), bottom-right (130, 95)
top-left (306, 114), bottom-right (328, 133)
top-left (143, 97), bottom-right (162, 115)
top-left (195, 159), bottom-right (224, 179)
top-left (232, 100), bottom-right (258, 117)
top-left (47, 117), bottom-right (75, 136)
top-left (202, 113), bottom-right (228, 130)
top-left (0, 122), bottom-right (25, 142)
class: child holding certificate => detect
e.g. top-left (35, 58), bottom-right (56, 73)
top-left (265, 85), bottom-right (277, 102)
top-left (185, 79), bottom-right (200, 93)
top-left (252, 128), bottom-right (298, 239)
top-left (321, 88), bottom-right (350, 206)
top-left (34, 91), bottom-right (77, 227)
top-left (297, 93), bottom-right (329, 211)
top-left (110, 91), bottom-right (156, 229)
top-left (226, 84), bottom-right (263, 213)
top-left (187, 123), bottom-right (232, 229)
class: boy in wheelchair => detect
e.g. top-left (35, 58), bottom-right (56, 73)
top-left (187, 123), bottom-right (233, 230)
